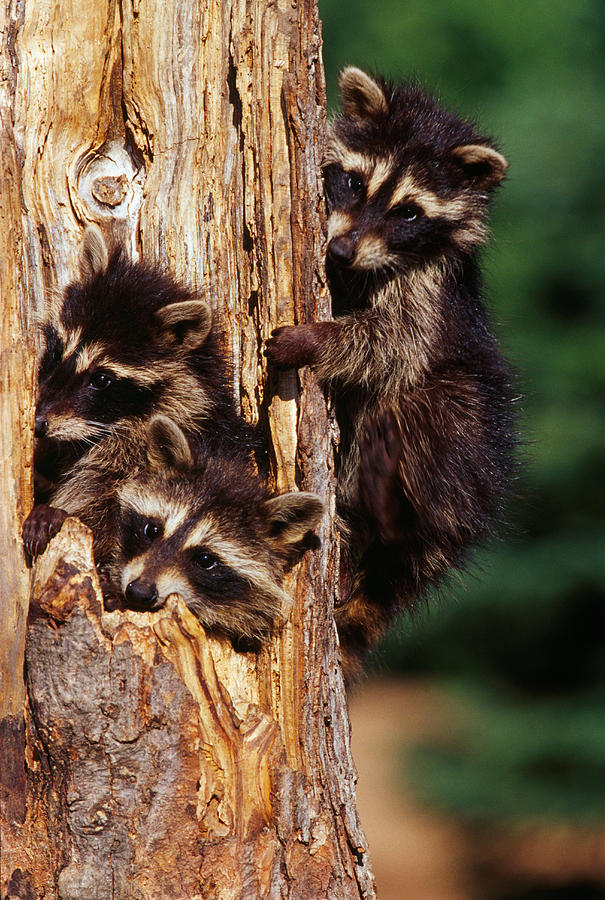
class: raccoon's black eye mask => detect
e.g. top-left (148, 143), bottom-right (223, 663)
top-left (186, 547), bottom-right (251, 603)
top-left (323, 163), bottom-right (365, 207)
top-left (346, 171), bottom-right (364, 194)
top-left (143, 520), bottom-right (162, 541)
top-left (190, 548), bottom-right (220, 570)
top-left (120, 510), bottom-right (164, 560)
top-left (391, 203), bottom-right (421, 222)
top-left (82, 373), bottom-right (159, 424)
top-left (88, 370), bottom-right (114, 391)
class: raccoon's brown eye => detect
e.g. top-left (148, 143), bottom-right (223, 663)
top-left (347, 172), bottom-right (364, 194)
top-left (393, 204), bottom-right (420, 222)
top-left (90, 371), bottom-right (113, 390)
top-left (143, 521), bottom-right (161, 541)
top-left (193, 549), bottom-right (219, 570)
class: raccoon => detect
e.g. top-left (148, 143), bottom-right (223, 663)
top-left (23, 226), bottom-right (254, 574)
top-left (266, 67), bottom-right (516, 679)
top-left (108, 415), bottom-right (324, 643)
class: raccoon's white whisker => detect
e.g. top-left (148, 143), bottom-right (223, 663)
top-left (84, 419), bottom-right (117, 430)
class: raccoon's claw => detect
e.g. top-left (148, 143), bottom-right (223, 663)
top-left (358, 411), bottom-right (404, 544)
top-left (265, 325), bottom-right (318, 369)
top-left (265, 326), bottom-right (299, 367)
top-left (22, 504), bottom-right (68, 559)
top-left (97, 567), bottom-right (123, 612)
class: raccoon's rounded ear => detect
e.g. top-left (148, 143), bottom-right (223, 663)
top-left (80, 224), bottom-right (109, 280)
top-left (338, 66), bottom-right (389, 121)
top-left (449, 144), bottom-right (509, 190)
top-left (146, 415), bottom-right (193, 472)
top-left (155, 299), bottom-right (213, 351)
top-left (263, 492), bottom-right (324, 548)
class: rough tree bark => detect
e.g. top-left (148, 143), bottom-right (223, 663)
top-left (0, 0), bottom-right (378, 898)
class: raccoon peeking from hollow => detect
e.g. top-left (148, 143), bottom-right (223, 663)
top-left (266, 67), bottom-right (517, 679)
top-left (23, 226), bottom-right (255, 577)
top-left (109, 415), bottom-right (324, 644)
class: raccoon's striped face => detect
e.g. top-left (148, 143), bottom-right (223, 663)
top-left (114, 473), bottom-right (322, 642)
top-left (323, 67), bottom-right (508, 272)
top-left (116, 489), bottom-right (262, 619)
top-left (35, 322), bottom-right (161, 442)
top-left (110, 415), bottom-right (323, 642)
top-left (323, 156), bottom-right (488, 272)
top-left (36, 291), bottom-right (212, 443)
top-left (323, 160), bottom-right (439, 270)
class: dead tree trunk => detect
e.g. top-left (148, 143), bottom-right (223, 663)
top-left (1, 0), bottom-right (377, 898)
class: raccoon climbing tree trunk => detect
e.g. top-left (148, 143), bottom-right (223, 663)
top-left (0, 1), bottom-right (377, 899)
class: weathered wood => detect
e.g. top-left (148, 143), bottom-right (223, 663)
top-left (0, 0), bottom-right (377, 896)
top-left (3, 519), bottom-right (368, 898)
top-left (0, 0), bottom-right (35, 835)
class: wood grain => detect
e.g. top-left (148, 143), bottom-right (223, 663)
top-left (0, 0), bottom-right (377, 896)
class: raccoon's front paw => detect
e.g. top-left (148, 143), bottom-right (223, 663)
top-left (265, 325), bottom-right (319, 369)
top-left (22, 504), bottom-right (68, 559)
top-left (97, 567), bottom-right (123, 612)
top-left (358, 411), bottom-right (405, 544)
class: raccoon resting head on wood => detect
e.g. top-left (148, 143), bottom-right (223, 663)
top-left (23, 227), bottom-right (255, 564)
top-left (108, 415), bottom-right (324, 645)
top-left (266, 68), bottom-right (516, 682)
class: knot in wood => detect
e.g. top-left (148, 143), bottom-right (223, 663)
top-left (91, 174), bottom-right (128, 207)
top-left (75, 141), bottom-right (143, 221)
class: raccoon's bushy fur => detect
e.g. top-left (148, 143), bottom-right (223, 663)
top-left (108, 415), bottom-right (323, 643)
top-left (266, 68), bottom-right (516, 680)
top-left (23, 227), bottom-right (254, 569)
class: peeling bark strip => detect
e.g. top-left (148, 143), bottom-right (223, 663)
top-left (1, 0), bottom-right (377, 896)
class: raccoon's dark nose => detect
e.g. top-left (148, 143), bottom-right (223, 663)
top-left (34, 416), bottom-right (48, 438)
top-left (328, 233), bottom-right (358, 265)
top-left (125, 579), bottom-right (159, 608)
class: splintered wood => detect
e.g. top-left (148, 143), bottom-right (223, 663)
top-left (5, 521), bottom-right (373, 898)
top-left (0, 0), bottom-right (377, 897)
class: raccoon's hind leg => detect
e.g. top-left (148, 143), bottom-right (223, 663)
top-left (22, 504), bottom-right (68, 559)
top-left (358, 410), bottom-right (407, 543)
top-left (336, 411), bottom-right (417, 684)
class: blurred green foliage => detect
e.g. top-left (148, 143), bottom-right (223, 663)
top-left (409, 684), bottom-right (605, 824)
top-left (320, 0), bottom-right (605, 824)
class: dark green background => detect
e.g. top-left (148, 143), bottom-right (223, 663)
top-left (320, 0), bottom-right (605, 827)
